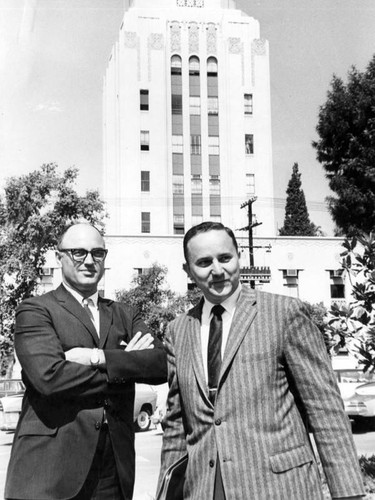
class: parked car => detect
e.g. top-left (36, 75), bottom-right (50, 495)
top-left (0, 379), bottom-right (25, 398)
top-left (331, 354), bottom-right (374, 400)
top-left (343, 381), bottom-right (375, 427)
top-left (0, 383), bottom-right (157, 433)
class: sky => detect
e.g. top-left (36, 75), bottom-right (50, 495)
top-left (1, 0), bottom-right (375, 235)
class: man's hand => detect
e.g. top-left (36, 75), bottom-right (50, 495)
top-left (65, 348), bottom-right (105, 366)
top-left (124, 331), bottom-right (154, 351)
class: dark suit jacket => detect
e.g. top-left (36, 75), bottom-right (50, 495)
top-left (157, 288), bottom-right (365, 499)
top-left (5, 284), bottom-right (167, 500)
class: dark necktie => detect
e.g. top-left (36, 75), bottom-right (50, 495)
top-left (82, 298), bottom-right (99, 337)
top-left (207, 304), bottom-right (225, 404)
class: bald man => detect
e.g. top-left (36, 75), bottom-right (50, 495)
top-left (5, 223), bottom-right (167, 500)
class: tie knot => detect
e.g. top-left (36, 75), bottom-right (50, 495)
top-left (211, 304), bottom-right (225, 318)
top-left (83, 298), bottom-right (94, 307)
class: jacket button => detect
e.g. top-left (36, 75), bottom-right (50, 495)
top-left (95, 421), bottom-right (101, 430)
top-left (215, 419), bottom-right (221, 426)
top-left (209, 460), bottom-right (215, 468)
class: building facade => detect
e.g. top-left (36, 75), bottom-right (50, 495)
top-left (103, 0), bottom-right (274, 237)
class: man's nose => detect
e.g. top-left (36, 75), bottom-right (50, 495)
top-left (83, 251), bottom-right (95, 264)
top-left (212, 260), bottom-right (224, 274)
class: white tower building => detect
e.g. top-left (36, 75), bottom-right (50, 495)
top-left (103, 0), bottom-right (275, 238)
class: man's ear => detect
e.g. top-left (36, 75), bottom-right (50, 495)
top-left (182, 262), bottom-right (192, 279)
top-left (55, 250), bottom-right (62, 267)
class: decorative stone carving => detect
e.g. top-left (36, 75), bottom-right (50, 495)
top-left (177, 0), bottom-right (204, 6)
top-left (148, 34), bottom-right (164, 81)
top-left (149, 33), bottom-right (164, 51)
top-left (206, 23), bottom-right (217, 55)
top-left (228, 37), bottom-right (242, 54)
top-left (189, 22), bottom-right (200, 53)
top-left (123, 31), bottom-right (137, 49)
top-left (252, 38), bottom-right (267, 56)
top-left (170, 22), bottom-right (181, 52)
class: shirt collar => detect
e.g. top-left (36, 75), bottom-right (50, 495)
top-left (202, 283), bottom-right (242, 319)
top-left (62, 282), bottom-right (99, 308)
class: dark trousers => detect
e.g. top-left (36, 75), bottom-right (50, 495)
top-left (72, 423), bottom-right (124, 500)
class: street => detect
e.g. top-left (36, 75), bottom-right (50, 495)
top-left (0, 426), bottom-right (374, 499)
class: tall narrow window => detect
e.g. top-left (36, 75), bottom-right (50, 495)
top-left (141, 212), bottom-right (150, 233)
top-left (140, 90), bottom-right (149, 111)
top-left (140, 131), bottom-right (150, 151)
top-left (246, 173), bottom-right (255, 196)
top-left (244, 93), bottom-right (253, 115)
top-left (141, 171), bottom-right (150, 192)
top-left (171, 55), bottom-right (182, 75)
top-left (189, 96), bottom-right (201, 115)
top-left (245, 134), bottom-right (254, 155)
top-left (208, 136), bottom-right (220, 155)
top-left (191, 176), bottom-right (202, 194)
top-left (190, 135), bottom-right (201, 155)
top-left (172, 135), bottom-right (183, 153)
top-left (172, 174), bottom-right (184, 194)
top-left (173, 215), bottom-right (184, 235)
top-left (207, 97), bottom-right (218, 115)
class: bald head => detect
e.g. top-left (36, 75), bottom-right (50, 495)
top-left (56, 223), bottom-right (106, 298)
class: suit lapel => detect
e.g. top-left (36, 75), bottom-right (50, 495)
top-left (186, 301), bottom-right (209, 402)
top-left (98, 298), bottom-right (113, 348)
top-left (53, 284), bottom-right (99, 345)
top-left (219, 287), bottom-right (258, 383)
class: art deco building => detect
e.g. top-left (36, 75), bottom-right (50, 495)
top-left (103, 0), bottom-right (274, 237)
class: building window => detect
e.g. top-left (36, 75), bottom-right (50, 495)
top-left (173, 174), bottom-right (184, 194)
top-left (208, 136), bottom-right (220, 155)
top-left (189, 56), bottom-right (200, 74)
top-left (190, 135), bottom-right (201, 155)
top-left (172, 135), bottom-right (183, 153)
top-left (207, 97), bottom-right (218, 115)
top-left (140, 130), bottom-right (150, 151)
top-left (191, 176), bottom-right (202, 194)
top-left (141, 212), bottom-right (150, 233)
top-left (140, 89), bottom-right (149, 111)
top-left (245, 134), bottom-right (254, 155)
top-left (209, 177), bottom-right (220, 195)
top-left (246, 173), bottom-right (255, 196)
top-left (171, 55), bottom-right (182, 75)
top-left (173, 215), bottom-right (184, 234)
top-left (331, 284), bottom-right (345, 299)
top-left (244, 93), bottom-right (253, 115)
top-left (141, 171), bottom-right (150, 192)
top-left (189, 96), bottom-right (201, 115)
top-left (172, 94), bottom-right (183, 114)
top-left (207, 57), bottom-right (218, 75)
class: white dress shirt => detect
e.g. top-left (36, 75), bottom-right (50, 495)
top-left (201, 284), bottom-right (242, 384)
top-left (62, 282), bottom-right (100, 335)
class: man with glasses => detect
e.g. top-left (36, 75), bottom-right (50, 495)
top-left (5, 223), bottom-right (167, 500)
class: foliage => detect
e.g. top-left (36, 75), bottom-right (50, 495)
top-left (359, 455), bottom-right (375, 495)
top-left (313, 54), bottom-right (375, 237)
top-left (279, 163), bottom-right (321, 236)
top-left (324, 233), bottom-right (375, 372)
top-left (0, 163), bottom-right (106, 375)
top-left (116, 263), bottom-right (200, 340)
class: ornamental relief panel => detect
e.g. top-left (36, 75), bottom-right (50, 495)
top-left (228, 37), bottom-right (244, 85)
top-left (251, 38), bottom-right (267, 85)
top-left (188, 22), bottom-right (200, 53)
top-left (123, 31), bottom-right (137, 49)
top-left (177, 0), bottom-right (204, 6)
top-left (148, 34), bottom-right (164, 81)
top-left (170, 22), bottom-right (182, 52)
top-left (206, 23), bottom-right (217, 55)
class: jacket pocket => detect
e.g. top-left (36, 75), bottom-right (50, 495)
top-left (270, 443), bottom-right (313, 473)
top-left (18, 419), bottom-right (58, 437)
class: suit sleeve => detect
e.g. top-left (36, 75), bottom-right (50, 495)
top-left (104, 305), bottom-right (167, 385)
top-left (15, 300), bottom-right (109, 399)
top-left (156, 322), bottom-right (187, 493)
top-left (283, 299), bottom-right (365, 498)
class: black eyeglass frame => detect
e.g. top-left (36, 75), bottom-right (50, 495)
top-left (58, 248), bottom-right (108, 263)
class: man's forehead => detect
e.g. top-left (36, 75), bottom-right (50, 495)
top-left (60, 225), bottom-right (104, 247)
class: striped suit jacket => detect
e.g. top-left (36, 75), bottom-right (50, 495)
top-left (157, 287), bottom-right (365, 499)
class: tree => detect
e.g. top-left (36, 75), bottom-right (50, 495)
top-left (116, 263), bottom-right (201, 340)
top-left (0, 163), bottom-right (106, 375)
top-left (325, 233), bottom-right (375, 373)
top-left (279, 163), bottom-right (320, 236)
top-left (313, 54), bottom-right (375, 237)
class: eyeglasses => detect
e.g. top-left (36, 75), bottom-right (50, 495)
top-left (58, 248), bottom-right (108, 263)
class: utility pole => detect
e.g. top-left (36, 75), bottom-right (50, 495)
top-left (239, 197), bottom-right (262, 288)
